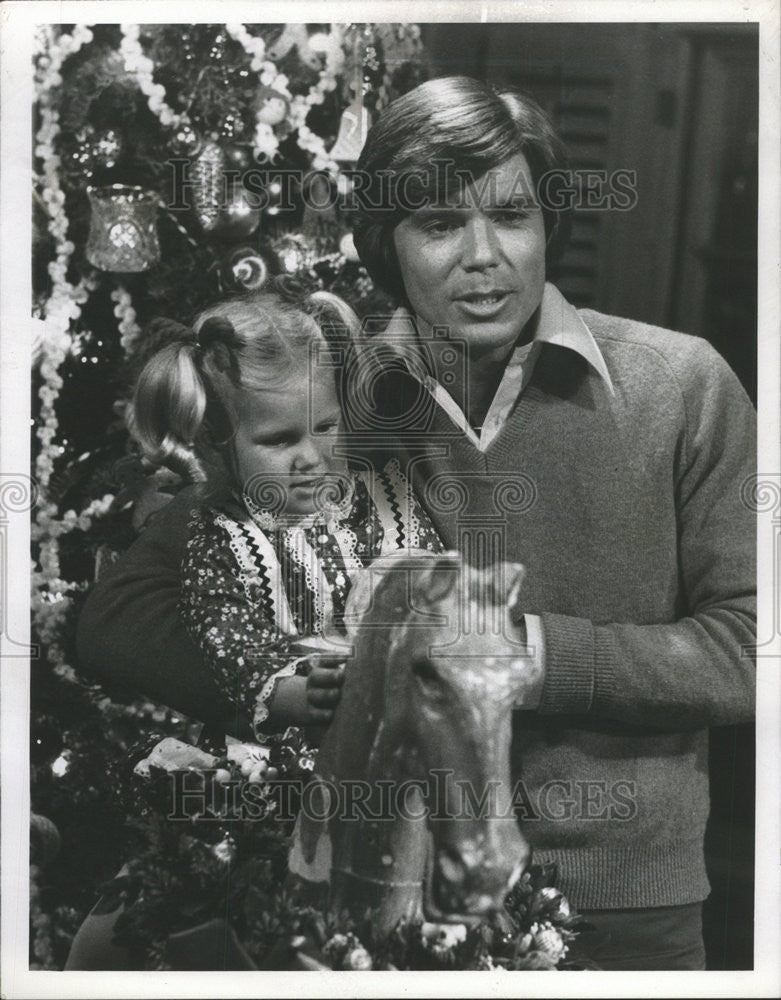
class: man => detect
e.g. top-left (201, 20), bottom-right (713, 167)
top-left (77, 76), bottom-right (756, 969)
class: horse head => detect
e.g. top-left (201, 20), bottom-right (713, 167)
top-left (290, 550), bottom-right (538, 933)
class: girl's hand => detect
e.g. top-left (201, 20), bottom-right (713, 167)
top-left (306, 656), bottom-right (346, 725)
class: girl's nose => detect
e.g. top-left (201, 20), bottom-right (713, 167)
top-left (292, 436), bottom-right (322, 471)
top-left (461, 215), bottom-right (500, 270)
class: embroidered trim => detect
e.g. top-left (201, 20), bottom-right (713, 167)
top-left (330, 522), bottom-right (362, 579)
top-left (360, 467), bottom-right (400, 555)
top-left (214, 512), bottom-right (298, 636)
top-left (282, 528), bottom-right (334, 636)
top-left (376, 458), bottom-right (421, 551)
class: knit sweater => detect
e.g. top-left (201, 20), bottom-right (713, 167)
top-left (369, 307), bottom-right (756, 908)
top-left (76, 308), bottom-right (756, 910)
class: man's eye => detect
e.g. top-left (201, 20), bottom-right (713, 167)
top-left (315, 420), bottom-right (339, 433)
top-left (493, 209), bottom-right (529, 225)
top-left (423, 218), bottom-right (459, 235)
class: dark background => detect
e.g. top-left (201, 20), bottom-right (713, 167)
top-left (423, 21), bottom-right (758, 970)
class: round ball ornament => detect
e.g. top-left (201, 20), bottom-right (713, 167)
top-left (274, 233), bottom-right (312, 274)
top-left (224, 144), bottom-right (252, 169)
top-left (256, 86), bottom-right (289, 127)
top-left (213, 186), bottom-right (261, 241)
top-left (223, 244), bottom-right (272, 292)
top-left (30, 814), bottom-right (62, 866)
top-left (170, 123), bottom-right (202, 158)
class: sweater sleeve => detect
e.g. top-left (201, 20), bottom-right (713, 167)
top-left (180, 513), bottom-right (307, 737)
top-left (538, 341), bottom-right (756, 729)
top-left (75, 487), bottom-right (252, 736)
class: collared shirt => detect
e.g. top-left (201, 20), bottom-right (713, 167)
top-left (379, 282), bottom-right (616, 700)
top-left (384, 282), bottom-right (615, 450)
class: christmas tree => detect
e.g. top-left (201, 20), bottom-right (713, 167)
top-left (30, 21), bottom-right (429, 969)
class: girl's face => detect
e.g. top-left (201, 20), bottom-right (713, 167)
top-left (231, 362), bottom-right (347, 517)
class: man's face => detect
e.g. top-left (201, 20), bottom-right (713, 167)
top-left (392, 153), bottom-right (546, 358)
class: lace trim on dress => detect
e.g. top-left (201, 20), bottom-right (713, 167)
top-left (213, 512), bottom-right (298, 637)
top-left (385, 457), bottom-right (421, 550)
top-left (252, 654), bottom-right (311, 735)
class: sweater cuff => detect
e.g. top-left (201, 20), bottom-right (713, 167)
top-left (537, 612), bottom-right (616, 714)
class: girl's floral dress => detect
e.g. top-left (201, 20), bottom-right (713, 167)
top-left (180, 459), bottom-right (443, 738)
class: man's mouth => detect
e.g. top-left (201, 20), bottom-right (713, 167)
top-left (454, 291), bottom-right (510, 316)
top-left (457, 291), bottom-right (507, 304)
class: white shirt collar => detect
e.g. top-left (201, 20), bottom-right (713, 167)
top-left (382, 283), bottom-right (614, 450)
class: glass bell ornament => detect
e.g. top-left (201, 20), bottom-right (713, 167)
top-left (86, 185), bottom-right (160, 272)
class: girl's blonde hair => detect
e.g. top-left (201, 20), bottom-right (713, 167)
top-left (129, 283), bottom-right (360, 483)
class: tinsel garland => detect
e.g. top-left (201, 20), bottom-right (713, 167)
top-left (289, 27), bottom-right (345, 173)
top-left (225, 23), bottom-right (291, 161)
top-left (118, 23), bottom-right (184, 129)
top-left (33, 24), bottom-right (107, 681)
top-left (34, 22), bottom-right (96, 492)
top-left (111, 284), bottom-right (142, 357)
top-left (32, 493), bottom-right (115, 680)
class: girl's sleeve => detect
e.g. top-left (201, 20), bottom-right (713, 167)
top-left (180, 513), bottom-right (307, 737)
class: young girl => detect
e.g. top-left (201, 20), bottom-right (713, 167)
top-left (129, 282), bottom-right (443, 740)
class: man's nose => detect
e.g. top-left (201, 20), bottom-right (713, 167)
top-left (461, 215), bottom-right (500, 270)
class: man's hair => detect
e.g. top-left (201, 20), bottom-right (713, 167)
top-left (352, 75), bottom-right (570, 302)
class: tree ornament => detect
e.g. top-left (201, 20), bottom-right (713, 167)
top-left (274, 233), bottom-right (312, 274)
top-left (267, 24), bottom-right (320, 69)
top-left (338, 232), bottom-right (360, 262)
top-left (219, 111), bottom-right (243, 142)
top-left (256, 90), bottom-right (289, 127)
top-left (343, 946), bottom-right (373, 971)
top-left (327, 92), bottom-right (370, 165)
top-left (30, 814), bottom-right (62, 866)
top-left (171, 122), bottom-right (202, 157)
top-left (224, 143), bottom-right (252, 169)
top-left (86, 185), bottom-right (160, 272)
top-left (190, 140), bottom-right (226, 231)
top-left (265, 177), bottom-right (285, 216)
top-left (213, 185), bottom-right (261, 241)
top-left (223, 244), bottom-right (275, 292)
top-left (90, 128), bottom-right (122, 169)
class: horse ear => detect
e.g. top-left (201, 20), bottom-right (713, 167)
top-left (500, 562), bottom-right (526, 620)
top-left (343, 549), bottom-right (437, 636)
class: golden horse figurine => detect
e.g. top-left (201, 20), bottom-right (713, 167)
top-left (289, 550), bottom-right (541, 936)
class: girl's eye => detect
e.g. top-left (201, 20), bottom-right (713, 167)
top-left (255, 435), bottom-right (289, 448)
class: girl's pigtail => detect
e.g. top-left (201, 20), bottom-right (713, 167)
top-left (129, 319), bottom-right (208, 482)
